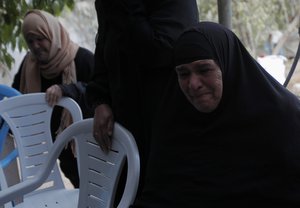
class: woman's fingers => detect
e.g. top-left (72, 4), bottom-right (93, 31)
top-left (45, 85), bottom-right (63, 106)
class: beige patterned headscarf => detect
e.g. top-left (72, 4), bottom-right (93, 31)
top-left (20, 9), bottom-right (79, 135)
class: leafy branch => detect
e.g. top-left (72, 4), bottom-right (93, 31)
top-left (0, 0), bottom-right (74, 74)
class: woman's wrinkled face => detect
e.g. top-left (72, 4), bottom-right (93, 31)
top-left (175, 59), bottom-right (223, 113)
top-left (25, 33), bottom-right (51, 64)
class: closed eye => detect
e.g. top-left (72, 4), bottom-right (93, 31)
top-left (175, 67), bottom-right (190, 79)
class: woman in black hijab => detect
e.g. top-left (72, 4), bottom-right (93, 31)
top-left (133, 22), bottom-right (300, 207)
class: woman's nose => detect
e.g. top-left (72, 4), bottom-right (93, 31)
top-left (189, 74), bottom-right (202, 89)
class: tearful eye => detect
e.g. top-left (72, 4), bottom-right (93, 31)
top-left (176, 67), bottom-right (190, 79)
top-left (195, 68), bottom-right (210, 75)
top-left (178, 72), bottom-right (189, 79)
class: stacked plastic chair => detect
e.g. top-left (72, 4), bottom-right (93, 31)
top-left (0, 118), bottom-right (140, 208)
top-left (0, 93), bottom-right (82, 207)
top-left (0, 84), bottom-right (21, 168)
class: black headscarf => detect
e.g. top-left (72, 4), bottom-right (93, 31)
top-left (134, 22), bottom-right (300, 207)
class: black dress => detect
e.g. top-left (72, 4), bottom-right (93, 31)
top-left (87, 0), bottom-right (199, 196)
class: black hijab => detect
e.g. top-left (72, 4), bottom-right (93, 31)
top-left (134, 22), bottom-right (300, 207)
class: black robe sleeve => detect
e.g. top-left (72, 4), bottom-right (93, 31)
top-left (59, 47), bottom-right (95, 118)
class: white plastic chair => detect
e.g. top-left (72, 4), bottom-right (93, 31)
top-left (0, 85), bottom-right (21, 208)
top-left (0, 93), bottom-right (82, 207)
top-left (0, 84), bottom-right (21, 168)
top-left (0, 118), bottom-right (140, 208)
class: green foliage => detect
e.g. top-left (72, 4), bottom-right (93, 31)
top-left (197, 0), bottom-right (300, 57)
top-left (0, 0), bottom-right (75, 72)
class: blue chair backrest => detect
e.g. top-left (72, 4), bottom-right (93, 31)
top-left (0, 85), bottom-right (20, 100)
top-left (0, 84), bottom-right (21, 168)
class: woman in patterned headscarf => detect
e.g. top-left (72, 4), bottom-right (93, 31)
top-left (133, 22), bottom-right (300, 207)
top-left (12, 9), bottom-right (94, 188)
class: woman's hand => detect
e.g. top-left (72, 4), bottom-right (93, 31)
top-left (45, 84), bottom-right (63, 107)
top-left (93, 104), bottom-right (114, 153)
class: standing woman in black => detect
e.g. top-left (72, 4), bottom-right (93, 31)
top-left (87, 0), bottom-right (199, 197)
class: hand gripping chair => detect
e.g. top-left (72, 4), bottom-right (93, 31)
top-left (0, 118), bottom-right (140, 208)
top-left (0, 93), bottom-right (83, 207)
top-left (0, 84), bottom-right (21, 168)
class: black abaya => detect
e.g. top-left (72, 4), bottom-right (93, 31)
top-left (134, 22), bottom-right (300, 207)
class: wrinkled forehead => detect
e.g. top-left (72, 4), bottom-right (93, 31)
top-left (173, 30), bottom-right (216, 67)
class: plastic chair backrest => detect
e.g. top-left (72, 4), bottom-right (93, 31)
top-left (0, 85), bottom-right (21, 168)
top-left (0, 93), bottom-right (82, 198)
top-left (0, 118), bottom-right (140, 208)
top-left (0, 84), bottom-right (20, 100)
top-left (0, 118), bottom-right (140, 207)
top-left (71, 118), bottom-right (140, 207)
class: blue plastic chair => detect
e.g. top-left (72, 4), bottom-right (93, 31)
top-left (0, 84), bottom-right (21, 168)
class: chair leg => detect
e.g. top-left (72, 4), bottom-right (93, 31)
top-left (1, 135), bottom-right (20, 187)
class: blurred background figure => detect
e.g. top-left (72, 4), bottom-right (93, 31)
top-left (12, 9), bottom-right (94, 188)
